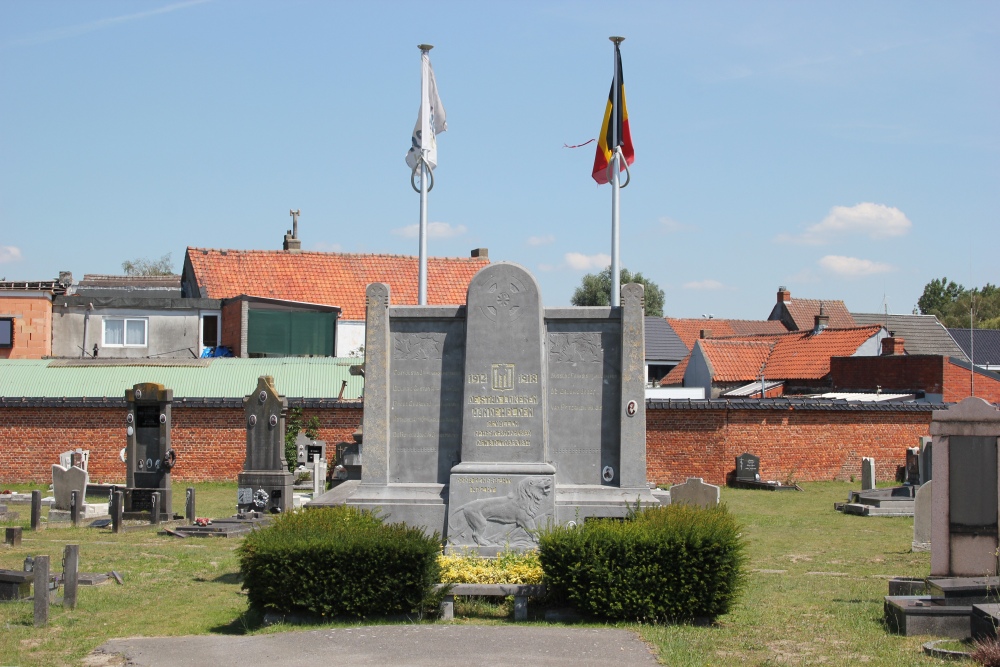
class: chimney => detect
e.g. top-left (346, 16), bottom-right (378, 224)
top-left (777, 286), bottom-right (791, 303)
top-left (881, 335), bottom-right (905, 356)
top-left (813, 304), bottom-right (829, 333)
top-left (284, 209), bottom-right (302, 252)
top-left (700, 329), bottom-right (712, 339)
top-left (471, 248), bottom-right (488, 258)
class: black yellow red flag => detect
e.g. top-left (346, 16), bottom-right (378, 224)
top-left (592, 43), bottom-right (634, 185)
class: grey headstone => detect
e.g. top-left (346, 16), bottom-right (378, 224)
top-left (919, 436), bottom-right (933, 484)
top-left (237, 376), bottom-right (293, 514)
top-left (51, 465), bottom-right (88, 511)
top-left (63, 544), bottom-right (79, 610)
top-left (669, 477), bottom-right (720, 509)
top-left (913, 479), bottom-right (933, 552)
top-left (33, 555), bottom-right (49, 627)
top-left (736, 453), bottom-right (761, 482)
top-left (905, 447), bottom-right (920, 485)
top-left (861, 457), bottom-right (876, 490)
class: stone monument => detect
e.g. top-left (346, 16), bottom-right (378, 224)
top-left (861, 457), bottom-right (876, 491)
top-left (735, 453), bottom-right (760, 483)
top-left (670, 478), bottom-right (720, 509)
top-left (341, 262), bottom-right (656, 553)
top-left (123, 382), bottom-right (175, 519)
top-left (237, 376), bottom-right (293, 514)
top-left (930, 397), bottom-right (1000, 577)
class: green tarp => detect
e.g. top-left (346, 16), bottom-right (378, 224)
top-left (247, 310), bottom-right (335, 357)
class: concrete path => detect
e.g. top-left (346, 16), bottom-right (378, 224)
top-left (96, 625), bottom-right (660, 666)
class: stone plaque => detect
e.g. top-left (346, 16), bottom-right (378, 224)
top-left (388, 320), bottom-right (464, 484)
top-left (460, 263), bottom-right (546, 465)
top-left (735, 453), bottom-right (760, 482)
top-left (447, 474), bottom-right (554, 550)
top-left (949, 436), bottom-right (997, 531)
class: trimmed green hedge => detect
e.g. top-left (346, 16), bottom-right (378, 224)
top-left (538, 504), bottom-right (747, 622)
top-left (238, 506), bottom-right (442, 618)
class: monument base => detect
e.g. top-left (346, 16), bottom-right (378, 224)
top-left (123, 488), bottom-right (173, 520)
top-left (555, 484), bottom-right (661, 525)
top-left (346, 483), bottom-right (448, 538)
top-left (237, 470), bottom-right (293, 514)
top-left (445, 472), bottom-right (555, 555)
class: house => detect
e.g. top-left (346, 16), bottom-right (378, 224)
top-left (852, 312), bottom-right (968, 359)
top-left (644, 316), bottom-right (687, 384)
top-left (666, 317), bottom-right (885, 398)
top-left (0, 274), bottom-right (72, 359)
top-left (182, 246), bottom-right (490, 357)
top-left (831, 334), bottom-right (1000, 403)
top-left (51, 274), bottom-right (222, 359)
top-left (768, 286), bottom-right (854, 331)
top-left (948, 328), bottom-right (1000, 372)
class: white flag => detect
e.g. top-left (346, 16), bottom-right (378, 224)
top-left (405, 52), bottom-right (447, 171)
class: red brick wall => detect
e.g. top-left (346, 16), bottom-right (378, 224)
top-left (646, 406), bottom-right (932, 487)
top-left (943, 360), bottom-right (1000, 404)
top-left (0, 405), bottom-right (363, 484)
top-left (220, 300), bottom-right (243, 357)
top-left (831, 355), bottom-right (944, 394)
top-left (0, 295), bottom-right (52, 359)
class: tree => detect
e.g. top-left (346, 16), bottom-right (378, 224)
top-left (916, 277), bottom-right (1000, 329)
top-left (121, 253), bottom-right (174, 276)
top-left (571, 267), bottom-right (665, 317)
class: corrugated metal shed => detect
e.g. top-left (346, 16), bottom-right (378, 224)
top-left (0, 357), bottom-right (364, 399)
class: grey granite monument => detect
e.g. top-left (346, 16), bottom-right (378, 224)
top-left (237, 376), bottom-right (293, 514)
top-left (124, 383), bottom-right (175, 519)
top-left (341, 262), bottom-right (656, 553)
top-left (861, 457), bottom-right (876, 491)
top-left (912, 479), bottom-right (932, 552)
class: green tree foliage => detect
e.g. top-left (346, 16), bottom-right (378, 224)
top-left (916, 277), bottom-right (1000, 329)
top-left (121, 253), bottom-right (174, 276)
top-left (570, 267), bottom-right (665, 317)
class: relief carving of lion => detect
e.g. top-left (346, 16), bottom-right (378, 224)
top-left (448, 477), bottom-right (553, 547)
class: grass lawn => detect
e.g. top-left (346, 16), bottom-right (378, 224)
top-left (0, 480), bottom-right (961, 666)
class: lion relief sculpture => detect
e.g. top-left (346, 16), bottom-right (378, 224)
top-left (448, 477), bottom-right (554, 547)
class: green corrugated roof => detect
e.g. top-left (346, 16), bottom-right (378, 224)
top-left (0, 357), bottom-right (364, 400)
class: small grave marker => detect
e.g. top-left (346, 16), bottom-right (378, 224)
top-left (861, 457), bottom-right (876, 490)
top-left (669, 477), bottom-right (720, 509)
top-left (735, 453), bottom-right (761, 482)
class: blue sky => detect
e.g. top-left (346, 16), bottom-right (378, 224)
top-left (1, 1), bottom-right (996, 319)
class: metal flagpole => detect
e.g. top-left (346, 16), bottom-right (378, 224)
top-left (610, 36), bottom-right (624, 308)
top-left (418, 44), bottom-right (433, 306)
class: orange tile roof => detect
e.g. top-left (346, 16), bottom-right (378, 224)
top-left (666, 318), bottom-right (787, 351)
top-left (700, 340), bottom-right (775, 382)
top-left (660, 357), bottom-right (689, 386)
top-left (781, 298), bottom-right (855, 330)
top-left (185, 248), bottom-right (489, 321)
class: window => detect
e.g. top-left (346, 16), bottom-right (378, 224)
top-left (103, 318), bottom-right (147, 347)
top-left (0, 318), bottom-right (12, 348)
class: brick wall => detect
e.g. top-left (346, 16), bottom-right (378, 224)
top-left (0, 403), bottom-right (362, 484)
top-left (831, 355), bottom-right (944, 394)
top-left (943, 359), bottom-right (1000, 404)
top-left (220, 300), bottom-right (244, 357)
top-left (646, 404), bottom-right (933, 486)
top-left (0, 295), bottom-right (52, 359)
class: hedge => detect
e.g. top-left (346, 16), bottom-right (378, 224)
top-left (538, 504), bottom-right (747, 622)
top-left (238, 506), bottom-right (442, 618)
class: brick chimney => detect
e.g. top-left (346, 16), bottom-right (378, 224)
top-left (471, 248), bottom-right (488, 258)
top-left (881, 335), bottom-right (905, 356)
top-left (283, 209), bottom-right (302, 252)
top-left (700, 329), bottom-right (712, 339)
top-left (813, 304), bottom-right (829, 333)
top-left (777, 286), bottom-right (791, 303)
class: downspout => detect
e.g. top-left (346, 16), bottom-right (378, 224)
top-left (81, 303), bottom-right (94, 358)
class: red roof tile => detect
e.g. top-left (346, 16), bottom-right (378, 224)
top-left (185, 248), bottom-right (489, 321)
top-left (700, 340), bottom-right (775, 382)
top-left (666, 318), bottom-right (786, 351)
top-left (780, 298), bottom-right (855, 331)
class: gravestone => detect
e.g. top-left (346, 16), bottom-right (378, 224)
top-left (913, 479), bottom-right (932, 552)
top-left (930, 397), bottom-right (1000, 577)
top-left (50, 465), bottom-right (88, 511)
top-left (237, 376), bottom-right (293, 514)
top-left (735, 453), bottom-right (761, 482)
top-left (58, 450), bottom-right (89, 472)
top-left (341, 263), bottom-right (656, 554)
top-left (919, 435), bottom-right (933, 484)
top-left (905, 447), bottom-right (920, 485)
top-left (861, 457), bottom-right (876, 490)
top-left (669, 478), bottom-right (720, 509)
top-left (295, 432), bottom-right (327, 467)
top-left (124, 383), bottom-right (174, 519)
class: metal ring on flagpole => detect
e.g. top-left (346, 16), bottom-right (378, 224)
top-left (617, 146), bottom-right (631, 188)
top-left (410, 156), bottom-right (434, 193)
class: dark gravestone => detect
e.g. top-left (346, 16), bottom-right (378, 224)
top-left (237, 376), bottom-right (293, 514)
top-left (905, 447), bottom-right (920, 486)
top-left (448, 264), bottom-right (555, 552)
top-left (185, 487), bottom-right (196, 522)
top-left (30, 490), bottom-right (41, 531)
top-left (949, 436), bottom-right (997, 534)
top-left (735, 453), bottom-right (761, 482)
top-left (124, 383), bottom-right (174, 519)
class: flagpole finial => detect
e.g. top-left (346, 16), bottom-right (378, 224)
top-left (609, 36), bottom-right (625, 45)
top-left (418, 44), bottom-right (434, 52)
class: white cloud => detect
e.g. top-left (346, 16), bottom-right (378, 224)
top-left (682, 279), bottom-right (724, 290)
top-left (310, 241), bottom-right (342, 253)
top-left (564, 252), bottom-right (611, 271)
top-left (776, 203), bottom-right (912, 245)
top-left (527, 234), bottom-right (555, 246)
top-left (819, 255), bottom-right (893, 277)
top-left (392, 221), bottom-right (467, 239)
top-left (660, 216), bottom-right (694, 233)
top-left (0, 246), bottom-right (22, 263)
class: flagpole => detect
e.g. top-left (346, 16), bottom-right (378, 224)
top-left (610, 36), bottom-right (624, 308)
top-left (418, 44), bottom-right (433, 306)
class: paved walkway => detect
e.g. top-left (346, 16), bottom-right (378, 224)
top-left (96, 625), bottom-right (659, 666)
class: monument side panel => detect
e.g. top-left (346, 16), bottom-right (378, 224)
top-left (361, 284), bottom-right (391, 486)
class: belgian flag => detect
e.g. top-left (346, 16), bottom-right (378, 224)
top-left (592, 42), bottom-right (634, 185)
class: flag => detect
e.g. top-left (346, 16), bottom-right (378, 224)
top-left (405, 52), bottom-right (447, 171)
top-left (592, 43), bottom-right (634, 185)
